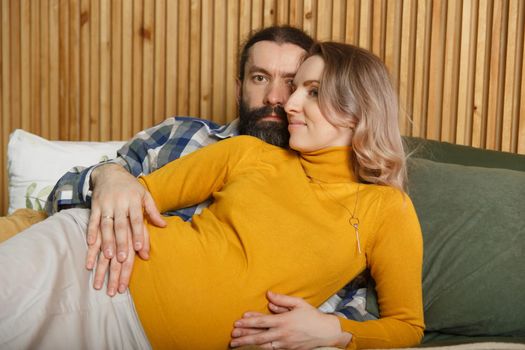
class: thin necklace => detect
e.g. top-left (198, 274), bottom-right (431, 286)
top-left (310, 178), bottom-right (362, 254)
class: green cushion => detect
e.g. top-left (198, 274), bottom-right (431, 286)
top-left (402, 136), bottom-right (525, 172)
top-left (407, 157), bottom-right (525, 337)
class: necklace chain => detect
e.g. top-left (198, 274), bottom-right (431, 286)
top-left (310, 178), bottom-right (362, 254)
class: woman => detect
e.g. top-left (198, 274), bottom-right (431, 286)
top-left (0, 42), bottom-right (424, 350)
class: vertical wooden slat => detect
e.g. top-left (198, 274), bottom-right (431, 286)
top-left (501, 0), bottom-right (519, 152)
top-left (440, 0), bottom-right (462, 143)
top-left (49, 0), bottom-right (59, 139)
top-left (153, 0), bottom-right (166, 123)
top-left (111, 0), bottom-right (123, 139)
top-left (99, 0), bottom-right (111, 140)
top-left (58, 0), bottom-right (70, 139)
top-left (239, 0), bottom-right (252, 44)
top-left (79, 0), bottom-right (90, 140)
top-left (212, 0), bottom-right (226, 123)
top-left (332, 0), bottom-right (346, 42)
top-left (226, 0), bottom-right (239, 122)
top-left (513, 0), bottom-right (524, 153)
top-left (384, 0), bottom-right (402, 91)
top-left (289, 0), bottom-right (303, 28)
top-left (472, 0), bottom-right (490, 148)
top-left (252, 0), bottom-right (263, 30)
top-left (177, 0), bottom-right (188, 117)
top-left (316, 0), bottom-right (332, 41)
top-left (165, 0), bottom-right (178, 119)
top-left (371, 0), bottom-right (384, 57)
top-left (188, 0), bottom-right (201, 118)
top-left (200, 0), bottom-right (213, 120)
top-left (121, 0), bottom-right (133, 139)
top-left (359, 0), bottom-right (372, 49)
top-left (456, 0), bottom-right (478, 146)
top-left (345, 0), bottom-right (358, 44)
top-left (30, 0), bottom-right (40, 134)
top-left (20, 0), bottom-right (31, 132)
top-left (303, 0), bottom-right (316, 38)
top-left (40, 0), bottom-right (51, 139)
top-left (69, 0), bottom-right (80, 140)
top-left (1, 0), bottom-right (8, 214)
top-left (485, 0), bottom-right (503, 150)
top-left (398, 0), bottom-right (416, 136)
top-left (142, 0), bottom-right (154, 129)
top-left (264, 0), bottom-right (276, 27)
top-left (412, 0), bottom-right (431, 138)
top-left (276, 0), bottom-right (289, 25)
top-left (426, 0), bottom-right (446, 140)
top-left (89, 0), bottom-right (100, 139)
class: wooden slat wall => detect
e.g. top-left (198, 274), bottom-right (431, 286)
top-left (1, 0), bottom-right (524, 215)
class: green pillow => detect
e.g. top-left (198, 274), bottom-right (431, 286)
top-left (407, 157), bottom-right (525, 336)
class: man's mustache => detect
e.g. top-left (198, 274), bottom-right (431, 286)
top-left (250, 105), bottom-right (287, 122)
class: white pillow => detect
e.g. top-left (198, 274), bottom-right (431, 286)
top-left (7, 129), bottom-right (126, 214)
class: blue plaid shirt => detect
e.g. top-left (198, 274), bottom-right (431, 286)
top-left (45, 116), bottom-right (376, 321)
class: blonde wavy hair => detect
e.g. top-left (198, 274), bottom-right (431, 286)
top-left (308, 42), bottom-right (406, 191)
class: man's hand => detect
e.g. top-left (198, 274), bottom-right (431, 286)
top-left (84, 163), bottom-right (166, 294)
top-left (230, 291), bottom-right (352, 350)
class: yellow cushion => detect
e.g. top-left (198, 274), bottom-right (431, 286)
top-left (0, 209), bottom-right (47, 243)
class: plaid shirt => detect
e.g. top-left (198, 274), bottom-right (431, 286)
top-left (45, 116), bottom-right (376, 321)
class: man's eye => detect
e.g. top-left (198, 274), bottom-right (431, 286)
top-left (253, 75), bottom-right (266, 82)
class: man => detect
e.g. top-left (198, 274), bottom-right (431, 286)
top-left (46, 26), bottom-right (375, 348)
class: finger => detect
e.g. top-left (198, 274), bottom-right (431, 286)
top-left (234, 314), bottom-right (281, 329)
top-left (93, 252), bottom-right (109, 290)
top-left (118, 230), bottom-right (135, 293)
top-left (100, 213), bottom-right (116, 259)
top-left (231, 327), bottom-right (266, 338)
top-left (230, 328), bottom-right (281, 348)
top-left (87, 207), bottom-right (101, 245)
top-left (114, 209), bottom-right (130, 262)
top-left (268, 302), bottom-right (291, 314)
top-left (85, 229), bottom-right (102, 270)
top-left (241, 312), bottom-right (265, 319)
top-left (128, 201), bottom-right (145, 251)
top-left (144, 192), bottom-right (166, 227)
top-left (266, 290), bottom-right (305, 309)
top-left (137, 225), bottom-right (150, 260)
top-left (107, 257), bottom-right (122, 297)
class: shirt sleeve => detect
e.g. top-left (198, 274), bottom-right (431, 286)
top-left (138, 136), bottom-right (262, 214)
top-left (44, 117), bottom-right (227, 216)
top-left (338, 191), bottom-right (425, 349)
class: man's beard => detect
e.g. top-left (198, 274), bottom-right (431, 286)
top-left (238, 101), bottom-right (290, 148)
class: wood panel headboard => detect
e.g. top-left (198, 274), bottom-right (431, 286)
top-left (1, 0), bottom-right (524, 215)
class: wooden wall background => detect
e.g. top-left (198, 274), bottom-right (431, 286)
top-left (1, 0), bottom-right (524, 215)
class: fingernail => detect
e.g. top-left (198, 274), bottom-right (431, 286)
top-left (231, 329), bottom-right (240, 337)
top-left (234, 321), bottom-right (241, 327)
top-left (118, 284), bottom-right (126, 293)
top-left (118, 251), bottom-right (126, 260)
top-left (94, 282), bottom-right (101, 290)
top-left (108, 288), bottom-right (115, 296)
top-left (135, 242), bottom-right (142, 250)
top-left (105, 249), bottom-right (113, 258)
top-left (230, 341), bottom-right (238, 347)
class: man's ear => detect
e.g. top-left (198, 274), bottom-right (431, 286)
top-left (236, 79), bottom-right (241, 103)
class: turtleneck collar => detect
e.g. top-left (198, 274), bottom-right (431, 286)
top-left (298, 146), bottom-right (357, 183)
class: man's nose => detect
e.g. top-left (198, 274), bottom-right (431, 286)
top-left (264, 81), bottom-right (291, 106)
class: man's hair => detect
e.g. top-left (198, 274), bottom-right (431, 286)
top-left (238, 26), bottom-right (314, 82)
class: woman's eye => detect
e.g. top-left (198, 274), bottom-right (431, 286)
top-left (308, 88), bottom-right (318, 97)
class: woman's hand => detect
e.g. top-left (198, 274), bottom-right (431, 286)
top-left (230, 291), bottom-right (352, 350)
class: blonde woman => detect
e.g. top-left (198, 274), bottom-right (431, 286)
top-left (0, 42), bottom-right (423, 350)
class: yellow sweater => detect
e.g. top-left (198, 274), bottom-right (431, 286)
top-left (129, 136), bottom-right (424, 349)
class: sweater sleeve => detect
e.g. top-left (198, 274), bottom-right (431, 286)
top-left (339, 190), bottom-right (425, 349)
top-left (138, 136), bottom-right (262, 214)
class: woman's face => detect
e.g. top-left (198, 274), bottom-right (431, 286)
top-left (285, 56), bottom-right (353, 153)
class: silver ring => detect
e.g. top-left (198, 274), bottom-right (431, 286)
top-left (101, 215), bottom-right (114, 220)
